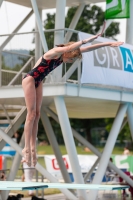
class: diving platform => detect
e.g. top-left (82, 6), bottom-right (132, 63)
top-left (0, 181), bottom-right (129, 191)
top-left (0, 82), bottom-right (133, 118)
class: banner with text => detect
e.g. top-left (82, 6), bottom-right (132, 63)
top-left (79, 32), bottom-right (133, 89)
top-left (44, 155), bottom-right (133, 180)
top-left (44, 155), bottom-right (97, 179)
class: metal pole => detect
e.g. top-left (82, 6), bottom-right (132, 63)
top-left (0, 106), bottom-right (27, 150)
top-left (52, 0), bottom-right (66, 81)
top-left (35, 9), bottom-right (43, 62)
top-left (30, 0), bottom-right (48, 52)
top-left (35, 163), bottom-right (77, 200)
top-left (84, 157), bottom-right (100, 183)
top-left (1, 134), bottom-right (25, 200)
top-left (0, 128), bottom-right (77, 200)
top-left (0, 10), bottom-right (33, 51)
top-left (8, 57), bottom-right (34, 86)
top-left (40, 109), bottom-right (71, 183)
top-left (35, 170), bottom-right (38, 197)
top-left (88, 103), bottom-right (128, 200)
top-left (126, 0), bottom-right (133, 45)
top-left (44, 107), bottom-right (133, 186)
top-left (54, 96), bottom-right (87, 200)
top-left (41, 175), bottom-right (44, 198)
top-left (127, 103), bottom-right (133, 140)
top-left (65, 3), bottom-right (85, 43)
top-left (60, 60), bottom-right (81, 82)
top-left (72, 125), bottom-right (133, 187)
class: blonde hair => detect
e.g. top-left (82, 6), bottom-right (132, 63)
top-left (56, 42), bottom-right (82, 59)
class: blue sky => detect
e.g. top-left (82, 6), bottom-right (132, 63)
top-left (0, 2), bottom-right (126, 50)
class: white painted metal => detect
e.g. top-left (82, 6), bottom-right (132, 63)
top-left (0, 128), bottom-right (77, 200)
top-left (120, 117), bottom-right (127, 132)
top-left (30, 0), bottom-right (48, 52)
top-left (40, 109), bottom-right (72, 184)
top-left (78, 61), bottom-right (81, 85)
top-left (0, 104), bottom-right (14, 137)
top-left (44, 107), bottom-right (133, 187)
top-left (84, 157), bottom-right (100, 183)
top-left (1, 83), bottom-right (133, 104)
top-left (1, 82), bottom-right (133, 119)
top-left (8, 57), bottom-right (34, 85)
top-left (52, 0), bottom-right (66, 82)
top-left (72, 127), bottom-right (133, 187)
top-left (127, 103), bottom-right (133, 140)
top-left (0, 106), bottom-right (27, 150)
top-left (0, 31), bottom-right (38, 37)
top-left (35, 164), bottom-right (77, 200)
top-left (54, 96), bottom-right (87, 200)
top-left (35, 9), bottom-right (43, 62)
top-left (126, 0), bottom-right (133, 45)
top-left (1, 134), bottom-right (25, 200)
top-left (65, 3), bottom-right (85, 43)
top-left (61, 60), bottom-right (81, 82)
top-left (54, 0), bottom-right (66, 46)
top-left (0, 10), bottom-right (33, 51)
top-left (88, 103), bottom-right (128, 200)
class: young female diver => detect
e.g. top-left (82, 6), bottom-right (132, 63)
top-left (22, 33), bottom-right (123, 167)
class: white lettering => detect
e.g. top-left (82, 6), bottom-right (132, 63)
top-left (125, 51), bottom-right (133, 69)
top-left (121, 0), bottom-right (126, 10)
top-left (114, 155), bottom-right (129, 169)
top-left (110, 47), bottom-right (120, 67)
top-left (106, 0), bottom-right (119, 9)
top-left (95, 48), bottom-right (107, 65)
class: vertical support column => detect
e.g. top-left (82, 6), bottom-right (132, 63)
top-left (54, 0), bottom-right (66, 47)
top-left (30, 0), bottom-right (48, 52)
top-left (53, 0), bottom-right (66, 81)
top-left (126, 0), bottom-right (133, 45)
top-left (54, 96), bottom-right (87, 200)
top-left (127, 103), bottom-right (133, 140)
top-left (40, 109), bottom-right (71, 183)
top-left (88, 103), bottom-right (128, 200)
top-left (35, 9), bottom-right (43, 62)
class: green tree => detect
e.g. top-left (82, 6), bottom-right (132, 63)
top-left (105, 118), bottom-right (132, 147)
top-left (65, 5), bottom-right (119, 39)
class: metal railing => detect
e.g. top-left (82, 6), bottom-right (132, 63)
top-left (1, 69), bottom-right (26, 86)
top-left (0, 28), bottom-right (81, 87)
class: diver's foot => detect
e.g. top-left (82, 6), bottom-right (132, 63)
top-left (22, 148), bottom-right (31, 167)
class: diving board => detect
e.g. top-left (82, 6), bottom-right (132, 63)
top-left (0, 181), bottom-right (129, 191)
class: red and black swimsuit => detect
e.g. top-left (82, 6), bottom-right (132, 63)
top-left (23, 56), bottom-right (63, 88)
